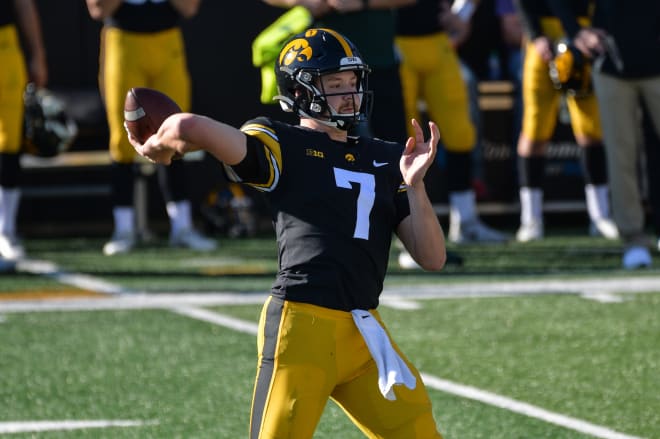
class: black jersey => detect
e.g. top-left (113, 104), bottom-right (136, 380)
top-left (396, 0), bottom-right (444, 36)
top-left (225, 117), bottom-right (410, 311)
top-left (516, 0), bottom-right (593, 39)
top-left (0, 0), bottom-right (15, 27)
top-left (105, 0), bottom-right (180, 33)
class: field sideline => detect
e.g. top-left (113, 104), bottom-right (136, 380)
top-left (1, 235), bottom-right (659, 438)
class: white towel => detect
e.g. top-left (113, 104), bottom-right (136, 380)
top-left (351, 309), bottom-right (417, 400)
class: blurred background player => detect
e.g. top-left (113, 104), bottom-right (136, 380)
top-left (495, 0), bottom-right (524, 145)
top-left (85, 0), bottom-right (216, 255)
top-left (395, 0), bottom-right (508, 247)
top-left (513, 0), bottom-right (618, 242)
top-left (0, 0), bottom-right (48, 260)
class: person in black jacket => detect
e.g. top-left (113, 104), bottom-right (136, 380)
top-left (573, 0), bottom-right (660, 268)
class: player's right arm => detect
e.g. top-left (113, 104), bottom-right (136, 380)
top-left (13, 0), bottom-right (47, 87)
top-left (85, 0), bottom-right (123, 20)
top-left (261, 0), bottom-right (331, 18)
top-left (169, 0), bottom-right (201, 18)
top-left (514, 0), bottom-right (553, 62)
top-left (130, 113), bottom-right (248, 166)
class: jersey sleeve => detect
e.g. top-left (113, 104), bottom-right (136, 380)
top-left (394, 179), bottom-right (411, 226)
top-left (222, 117), bottom-right (283, 193)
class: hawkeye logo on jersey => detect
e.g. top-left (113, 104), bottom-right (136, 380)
top-left (306, 148), bottom-right (325, 159)
top-left (280, 39), bottom-right (313, 66)
top-left (345, 153), bottom-right (356, 163)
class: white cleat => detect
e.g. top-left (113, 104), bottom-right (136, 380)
top-left (589, 218), bottom-right (619, 240)
top-left (516, 221), bottom-right (544, 242)
top-left (449, 219), bottom-right (509, 244)
top-left (169, 228), bottom-right (217, 251)
top-left (0, 233), bottom-right (25, 260)
top-left (103, 231), bottom-right (136, 256)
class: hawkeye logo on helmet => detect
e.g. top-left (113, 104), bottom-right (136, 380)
top-left (280, 39), bottom-right (312, 66)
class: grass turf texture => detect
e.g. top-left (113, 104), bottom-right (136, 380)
top-left (2, 295), bottom-right (659, 438)
top-left (1, 232), bottom-right (659, 438)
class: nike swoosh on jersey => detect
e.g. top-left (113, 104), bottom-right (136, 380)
top-left (373, 160), bottom-right (388, 168)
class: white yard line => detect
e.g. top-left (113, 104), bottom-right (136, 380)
top-left (420, 374), bottom-right (643, 439)
top-left (0, 420), bottom-right (157, 434)
top-left (16, 259), bottom-right (132, 295)
top-left (382, 277), bottom-right (660, 299)
top-left (12, 257), bottom-right (660, 301)
top-left (171, 306), bottom-right (259, 334)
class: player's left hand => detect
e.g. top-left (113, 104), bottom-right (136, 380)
top-left (400, 119), bottom-right (439, 187)
top-left (325, 0), bottom-right (364, 13)
top-left (573, 27), bottom-right (609, 58)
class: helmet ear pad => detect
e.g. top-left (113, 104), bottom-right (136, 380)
top-left (291, 80), bottom-right (328, 119)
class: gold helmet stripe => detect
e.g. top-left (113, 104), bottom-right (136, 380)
top-left (316, 28), bottom-right (354, 57)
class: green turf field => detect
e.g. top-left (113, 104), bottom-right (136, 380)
top-left (1, 231), bottom-right (659, 438)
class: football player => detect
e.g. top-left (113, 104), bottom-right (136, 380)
top-left (85, 0), bottom-right (216, 255)
top-left (514, 0), bottom-right (618, 241)
top-left (0, 0), bottom-right (48, 260)
top-left (130, 28), bottom-right (446, 438)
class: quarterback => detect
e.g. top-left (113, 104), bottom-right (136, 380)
top-left (130, 28), bottom-right (446, 438)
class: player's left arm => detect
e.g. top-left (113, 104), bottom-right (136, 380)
top-left (325, 0), bottom-right (415, 13)
top-left (169, 0), bottom-right (201, 19)
top-left (13, 0), bottom-right (47, 87)
top-left (85, 0), bottom-right (122, 21)
top-left (396, 119), bottom-right (446, 271)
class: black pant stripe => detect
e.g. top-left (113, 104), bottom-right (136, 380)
top-left (250, 296), bottom-right (284, 438)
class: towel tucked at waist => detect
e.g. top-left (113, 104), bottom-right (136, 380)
top-left (351, 309), bottom-right (417, 400)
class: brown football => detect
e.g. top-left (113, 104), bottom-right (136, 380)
top-left (124, 87), bottom-right (182, 143)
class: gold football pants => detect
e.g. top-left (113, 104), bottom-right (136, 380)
top-left (250, 296), bottom-right (442, 438)
top-left (99, 26), bottom-right (190, 163)
top-left (396, 32), bottom-right (475, 152)
top-left (521, 17), bottom-right (602, 142)
top-left (0, 25), bottom-right (27, 154)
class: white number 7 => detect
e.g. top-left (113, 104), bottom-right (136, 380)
top-left (334, 168), bottom-right (375, 240)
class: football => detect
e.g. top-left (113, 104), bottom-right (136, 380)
top-left (124, 87), bottom-right (182, 143)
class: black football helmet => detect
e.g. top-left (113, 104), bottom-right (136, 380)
top-left (548, 40), bottom-right (592, 98)
top-left (22, 83), bottom-right (78, 158)
top-left (274, 28), bottom-right (372, 130)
